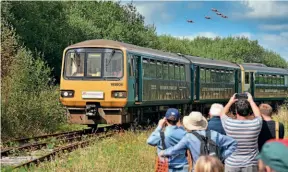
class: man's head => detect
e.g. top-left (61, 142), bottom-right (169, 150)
top-left (259, 104), bottom-right (273, 117)
top-left (165, 108), bottom-right (180, 125)
top-left (235, 99), bottom-right (251, 117)
top-left (257, 139), bottom-right (288, 172)
top-left (209, 103), bottom-right (224, 117)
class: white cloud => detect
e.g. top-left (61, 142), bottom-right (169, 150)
top-left (176, 32), bottom-right (220, 40)
top-left (235, 1), bottom-right (288, 19)
top-left (134, 2), bottom-right (172, 24)
top-left (259, 24), bottom-right (288, 31)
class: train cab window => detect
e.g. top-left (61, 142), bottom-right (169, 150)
top-left (65, 52), bottom-right (85, 77)
top-left (87, 53), bottom-right (102, 77)
top-left (169, 63), bottom-right (174, 80)
top-left (143, 59), bottom-right (149, 78)
top-left (206, 69), bottom-right (211, 83)
top-left (156, 61), bottom-right (162, 79)
top-left (245, 72), bottom-right (250, 84)
top-left (150, 60), bottom-right (156, 78)
top-left (180, 65), bottom-right (185, 81)
top-left (175, 65), bottom-right (180, 80)
top-left (103, 50), bottom-right (123, 78)
top-left (163, 63), bottom-right (168, 80)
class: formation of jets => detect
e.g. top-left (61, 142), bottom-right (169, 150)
top-left (186, 8), bottom-right (228, 24)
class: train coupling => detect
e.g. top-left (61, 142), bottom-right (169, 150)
top-left (86, 104), bottom-right (98, 116)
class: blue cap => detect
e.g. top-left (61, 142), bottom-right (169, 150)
top-left (165, 108), bottom-right (180, 121)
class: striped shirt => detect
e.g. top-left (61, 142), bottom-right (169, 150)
top-left (221, 115), bottom-right (262, 167)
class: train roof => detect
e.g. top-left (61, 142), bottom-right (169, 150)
top-left (66, 39), bottom-right (190, 64)
top-left (184, 55), bottom-right (240, 69)
top-left (241, 63), bottom-right (288, 75)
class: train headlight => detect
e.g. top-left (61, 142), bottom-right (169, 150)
top-left (61, 90), bottom-right (74, 98)
top-left (112, 91), bottom-right (127, 98)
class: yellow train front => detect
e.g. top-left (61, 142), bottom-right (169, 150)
top-left (60, 40), bottom-right (131, 127)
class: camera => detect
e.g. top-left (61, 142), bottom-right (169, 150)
top-left (235, 93), bottom-right (248, 99)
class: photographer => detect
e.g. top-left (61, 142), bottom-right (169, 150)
top-left (220, 93), bottom-right (262, 172)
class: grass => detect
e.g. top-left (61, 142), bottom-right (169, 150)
top-left (6, 130), bottom-right (156, 172)
top-left (2, 108), bottom-right (287, 172)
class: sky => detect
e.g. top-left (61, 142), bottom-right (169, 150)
top-left (127, 0), bottom-right (288, 61)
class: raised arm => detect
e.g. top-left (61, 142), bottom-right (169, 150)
top-left (221, 94), bottom-right (237, 117)
top-left (247, 92), bottom-right (261, 117)
top-left (147, 118), bottom-right (166, 146)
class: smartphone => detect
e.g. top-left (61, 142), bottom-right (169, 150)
top-left (235, 93), bottom-right (248, 99)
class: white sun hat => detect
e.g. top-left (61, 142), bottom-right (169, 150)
top-left (183, 111), bottom-right (208, 131)
top-left (209, 103), bottom-right (224, 116)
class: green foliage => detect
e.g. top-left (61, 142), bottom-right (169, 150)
top-left (5, 1), bottom-right (158, 79)
top-left (1, 18), bottom-right (65, 140)
top-left (157, 35), bottom-right (288, 68)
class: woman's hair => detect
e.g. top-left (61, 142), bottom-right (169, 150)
top-left (195, 156), bottom-right (224, 172)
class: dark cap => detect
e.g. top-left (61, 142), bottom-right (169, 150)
top-left (256, 139), bottom-right (288, 172)
top-left (165, 108), bottom-right (180, 121)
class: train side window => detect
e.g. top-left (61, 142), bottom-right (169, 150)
top-left (230, 71), bottom-right (234, 83)
top-left (280, 75), bottom-right (285, 85)
top-left (200, 68), bottom-right (205, 83)
top-left (169, 63), bottom-right (174, 80)
top-left (211, 69), bottom-right (215, 82)
top-left (255, 74), bottom-right (259, 84)
top-left (143, 59), bottom-right (149, 78)
top-left (245, 72), bottom-right (250, 84)
top-left (206, 69), bottom-right (211, 83)
top-left (175, 64), bottom-right (180, 80)
top-left (156, 61), bottom-right (162, 79)
top-left (150, 59), bottom-right (156, 78)
top-left (180, 65), bottom-right (185, 81)
top-left (128, 55), bottom-right (133, 77)
top-left (163, 62), bottom-right (168, 80)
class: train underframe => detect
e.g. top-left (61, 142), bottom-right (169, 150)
top-left (66, 100), bottom-right (285, 130)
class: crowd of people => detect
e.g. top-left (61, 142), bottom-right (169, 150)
top-left (147, 93), bottom-right (287, 172)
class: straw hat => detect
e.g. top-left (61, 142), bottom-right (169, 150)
top-left (183, 111), bottom-right (208, 131)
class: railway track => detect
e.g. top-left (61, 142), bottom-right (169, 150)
top-left (1, 124), bottom-right (127, 169)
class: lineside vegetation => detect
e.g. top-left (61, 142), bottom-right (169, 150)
top-left (1, 1), bottom-right (287, 140)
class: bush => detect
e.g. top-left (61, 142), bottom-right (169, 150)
top-left (1, 19), bottom-right (65, 140)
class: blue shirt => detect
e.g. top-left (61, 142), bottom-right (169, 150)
top-left (162, 130), bottom-right (237, 171)
top-left (208, 116), bottom-right (226, 135)
top-left (147, 125), bottom-right (188, 168)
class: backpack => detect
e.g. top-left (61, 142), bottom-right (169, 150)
top-left (192, 130), bottom-right (223, 161)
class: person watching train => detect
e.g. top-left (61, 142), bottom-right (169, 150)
top-left (208, 103), bottom-right (226, 135)
top-left (159, 111), bottom-right (237, 172)
top-left (220, 93), bottom-right (262, 172)
top-left (147, 108), bottom-right (189, 172)
top-left (258, 103), bottom-right (285, 151)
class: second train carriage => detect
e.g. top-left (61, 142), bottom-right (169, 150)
top-left (60, 39), bottom-right (288, 126)
top-left (239, 63), bottom-right (288, 106)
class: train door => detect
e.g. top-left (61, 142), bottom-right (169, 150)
top-left (128, 53), bottom-right (142, 104)
top-left (243, 71), bottom-right (255, 96)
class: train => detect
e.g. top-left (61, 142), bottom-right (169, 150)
top-left (60, 39), bottom-right (288, 128)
